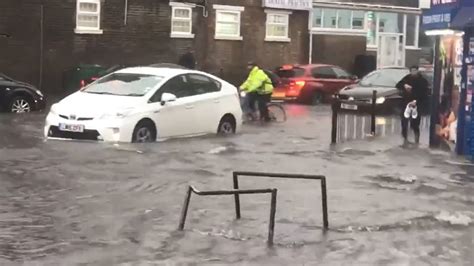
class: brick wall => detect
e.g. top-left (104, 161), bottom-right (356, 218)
top-left (0, 0), bottom-right (309, 95)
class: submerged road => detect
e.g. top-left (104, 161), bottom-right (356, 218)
top-left (0, 105), bottom-right (473, 265)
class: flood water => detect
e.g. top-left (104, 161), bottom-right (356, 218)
top-left (0, 105), bottom-right (473, 265)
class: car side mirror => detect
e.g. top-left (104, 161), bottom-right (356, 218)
top-left (350, 75), bottom-right (358, 80)
top-left (160, 93), bottom-right (177, 106)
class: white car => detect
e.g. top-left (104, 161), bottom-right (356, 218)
top-left (44, 67), bottom-right (242, 142)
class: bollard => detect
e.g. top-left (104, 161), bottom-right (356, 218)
top-left (371, 90), bottom-right (377, 135)
top-left (331, 97), bottom-right (339, 144)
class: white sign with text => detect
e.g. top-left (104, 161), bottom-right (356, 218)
top-left (263, 0), bottom-right (312, 10)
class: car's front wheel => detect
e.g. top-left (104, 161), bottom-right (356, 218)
top-left (10, 96), bottom-right (33, 113)
top-left (217, 115), bottom-right (236, 135)
top-left (132, 120), bottom-right (156, 143)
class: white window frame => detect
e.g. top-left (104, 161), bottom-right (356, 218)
top-left (170, 2), bottom-right (195, 39)
top-left (213, 5), bottom-right (244, 41)
top-left (311, 8), bottom-right (367, 36)
top-left (265, 10), bottom-right (291, 42)
top-left (75, 0), bottom-right (103, 34)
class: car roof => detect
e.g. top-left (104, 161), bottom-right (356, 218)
top-left (116, 66), bottom-right (190, 77)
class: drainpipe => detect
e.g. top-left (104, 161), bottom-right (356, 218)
top-left (39, 4), bottom-right (44, 90)
top-left (124, 0), bottom-right (128, 25)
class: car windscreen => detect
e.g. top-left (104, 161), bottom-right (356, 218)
top-left (359, 69), bottom-right (408, 87)
top-left (276, 67), bottom-right (305, 78)
top-left (83, 73), bottom-right (163, 96)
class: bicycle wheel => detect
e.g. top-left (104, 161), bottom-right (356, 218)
top-left (268, 103), bottom-right (287, 123)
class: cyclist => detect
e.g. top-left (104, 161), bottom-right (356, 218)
top-left (240, 62), bottom-right (274, 122)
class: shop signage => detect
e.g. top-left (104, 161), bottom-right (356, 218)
top-left (262, 0), bottom-right (312, 10)
top-left (422, 0), bottom-right (459, 30)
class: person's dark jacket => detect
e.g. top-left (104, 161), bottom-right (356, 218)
top-left (396, 73), bottom-right (429, 106)
top-left (178, 52), bottom-right (196, 70)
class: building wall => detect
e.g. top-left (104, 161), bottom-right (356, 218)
top-left (317, 0), bottom-right (419, 8)
top-left (0, 0), bottom-right (309, 95)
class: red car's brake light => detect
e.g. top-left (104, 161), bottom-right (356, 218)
top-left (80, 79), bottom-right (85, 88)
top-left (287, 80), bottom-right (306, 97)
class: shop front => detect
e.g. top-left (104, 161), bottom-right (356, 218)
top-left (451, 0), bottom-right (474, 159)
top-left (423, 0), bottom-right (474, 160)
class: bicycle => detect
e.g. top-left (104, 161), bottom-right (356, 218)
top-left (240, 91), bottom-right (287, 123)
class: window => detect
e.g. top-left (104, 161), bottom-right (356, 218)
top-left (323, 9), bottom-right (337, 28)
top-left (312, 67), bottom-right (337, 79)
top-left (312, 8), bottom-right (367, 32)
top-left (265, 11), bottom-right (291, 42)
top-left (378, 12), bottom-right (403, 33)
top-left (276, 67), bottom-right (306, 78)
top-left (75, 0), bottom-right (102, 34)
top-left (352, 11), bottom-right (365, 30)
top-left (406, 14), bottom-right (418, 47)
top-left (187, 74), bottom-right (221, 94)
top-left (313, 8), bottom-right (322, 27)
top-left (151, 75), bottom-right (193, 102)
top-left (83, 73), bottom-right (163, 97)
top-left (170, 4), bottom-right (194, 38)
top-left (213, 5), bottom-right (244, 40)
top-left (359, 68), bottom-right (408, 87)
top-left (332, 67), bottom-right (351, 79)
top-left (337, 9), bottom-right (352, 29)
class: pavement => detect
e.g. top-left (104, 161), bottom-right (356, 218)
top-left (0, 104), bottom-right (473, 265)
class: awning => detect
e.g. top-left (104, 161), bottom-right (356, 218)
top-left (451, 7), bottom-right (474, 29)
top-left (422, 4), bottom-right (459, 31)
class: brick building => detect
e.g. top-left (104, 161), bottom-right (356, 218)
top-left (0, 0), bottom-right (310, 95)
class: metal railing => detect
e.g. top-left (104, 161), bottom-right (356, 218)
top-left (178, 185), bottom-right (278, 245)
top-left (232, 171), bottom-right (328, 229)
top-left (332, 90), bottom-right (377, 144)
top-left (178, 171), bottom-right (329, 246)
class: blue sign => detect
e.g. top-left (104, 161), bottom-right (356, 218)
top-left (422, 0), bottom-right (460, 30)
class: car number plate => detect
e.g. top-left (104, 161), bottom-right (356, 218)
top-left (59, 123), bottom-right (84, 133)
top-left (272, 92), bottom-right (285, 98)
top-left (341, 103), bottom-right (358, 110)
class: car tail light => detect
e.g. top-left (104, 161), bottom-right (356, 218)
top-left (80, 79), bottom-right (86, 88)
top-left (286, 80), bottom-right (306, 97)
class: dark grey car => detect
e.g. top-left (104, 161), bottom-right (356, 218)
top-left (337, 67), bottom-right (433, 114)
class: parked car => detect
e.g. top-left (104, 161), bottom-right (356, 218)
top-left (45, 67), bottom-right (242, 142)
top-left (80, 64), bottom-right (131, 88)
top-left (337, 67), bottom-right (433, 114)
top-left (0, 73), bottom-right (46, 113)
top-left (272, 64), bottom-right (357, 105)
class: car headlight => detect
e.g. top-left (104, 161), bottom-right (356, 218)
top-left (35, 89), bottom-right (44, 97)
top-left (49, 104), bottom-right (59, 116)
top-left (376, 97), bottom-right (386, 104)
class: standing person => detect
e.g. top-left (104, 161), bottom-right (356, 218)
top-left (396, 66), bottom-right (429, 145)
top-left (240, 62), bottom-right (274, 122)
top-left (178, 48), bottom-right (196, 69)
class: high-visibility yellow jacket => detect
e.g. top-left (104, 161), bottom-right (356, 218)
top-left (240, 66), bottom-right (273, 95)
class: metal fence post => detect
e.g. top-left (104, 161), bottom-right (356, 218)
top-left (178, 186), bottom-right (193, 230)
top-left (233, 172), bottom-right (241, 219)
top-left (268, 189), bottom-right (278, 246)
top-left (331, 97), bottom-right (339, 144)
top-left (321, 177), bottom-right (329, 229)
top-left (371, 90), bottom-right (377, 135)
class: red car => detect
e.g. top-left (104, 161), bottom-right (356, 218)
top-left (272, 64), bottom-right (357, 105)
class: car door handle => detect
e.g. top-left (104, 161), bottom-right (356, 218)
top-left (185, 105), bottom-right (194, 109)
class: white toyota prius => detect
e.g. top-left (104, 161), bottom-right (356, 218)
top-left (44, 67), bottom-right (242, 142)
